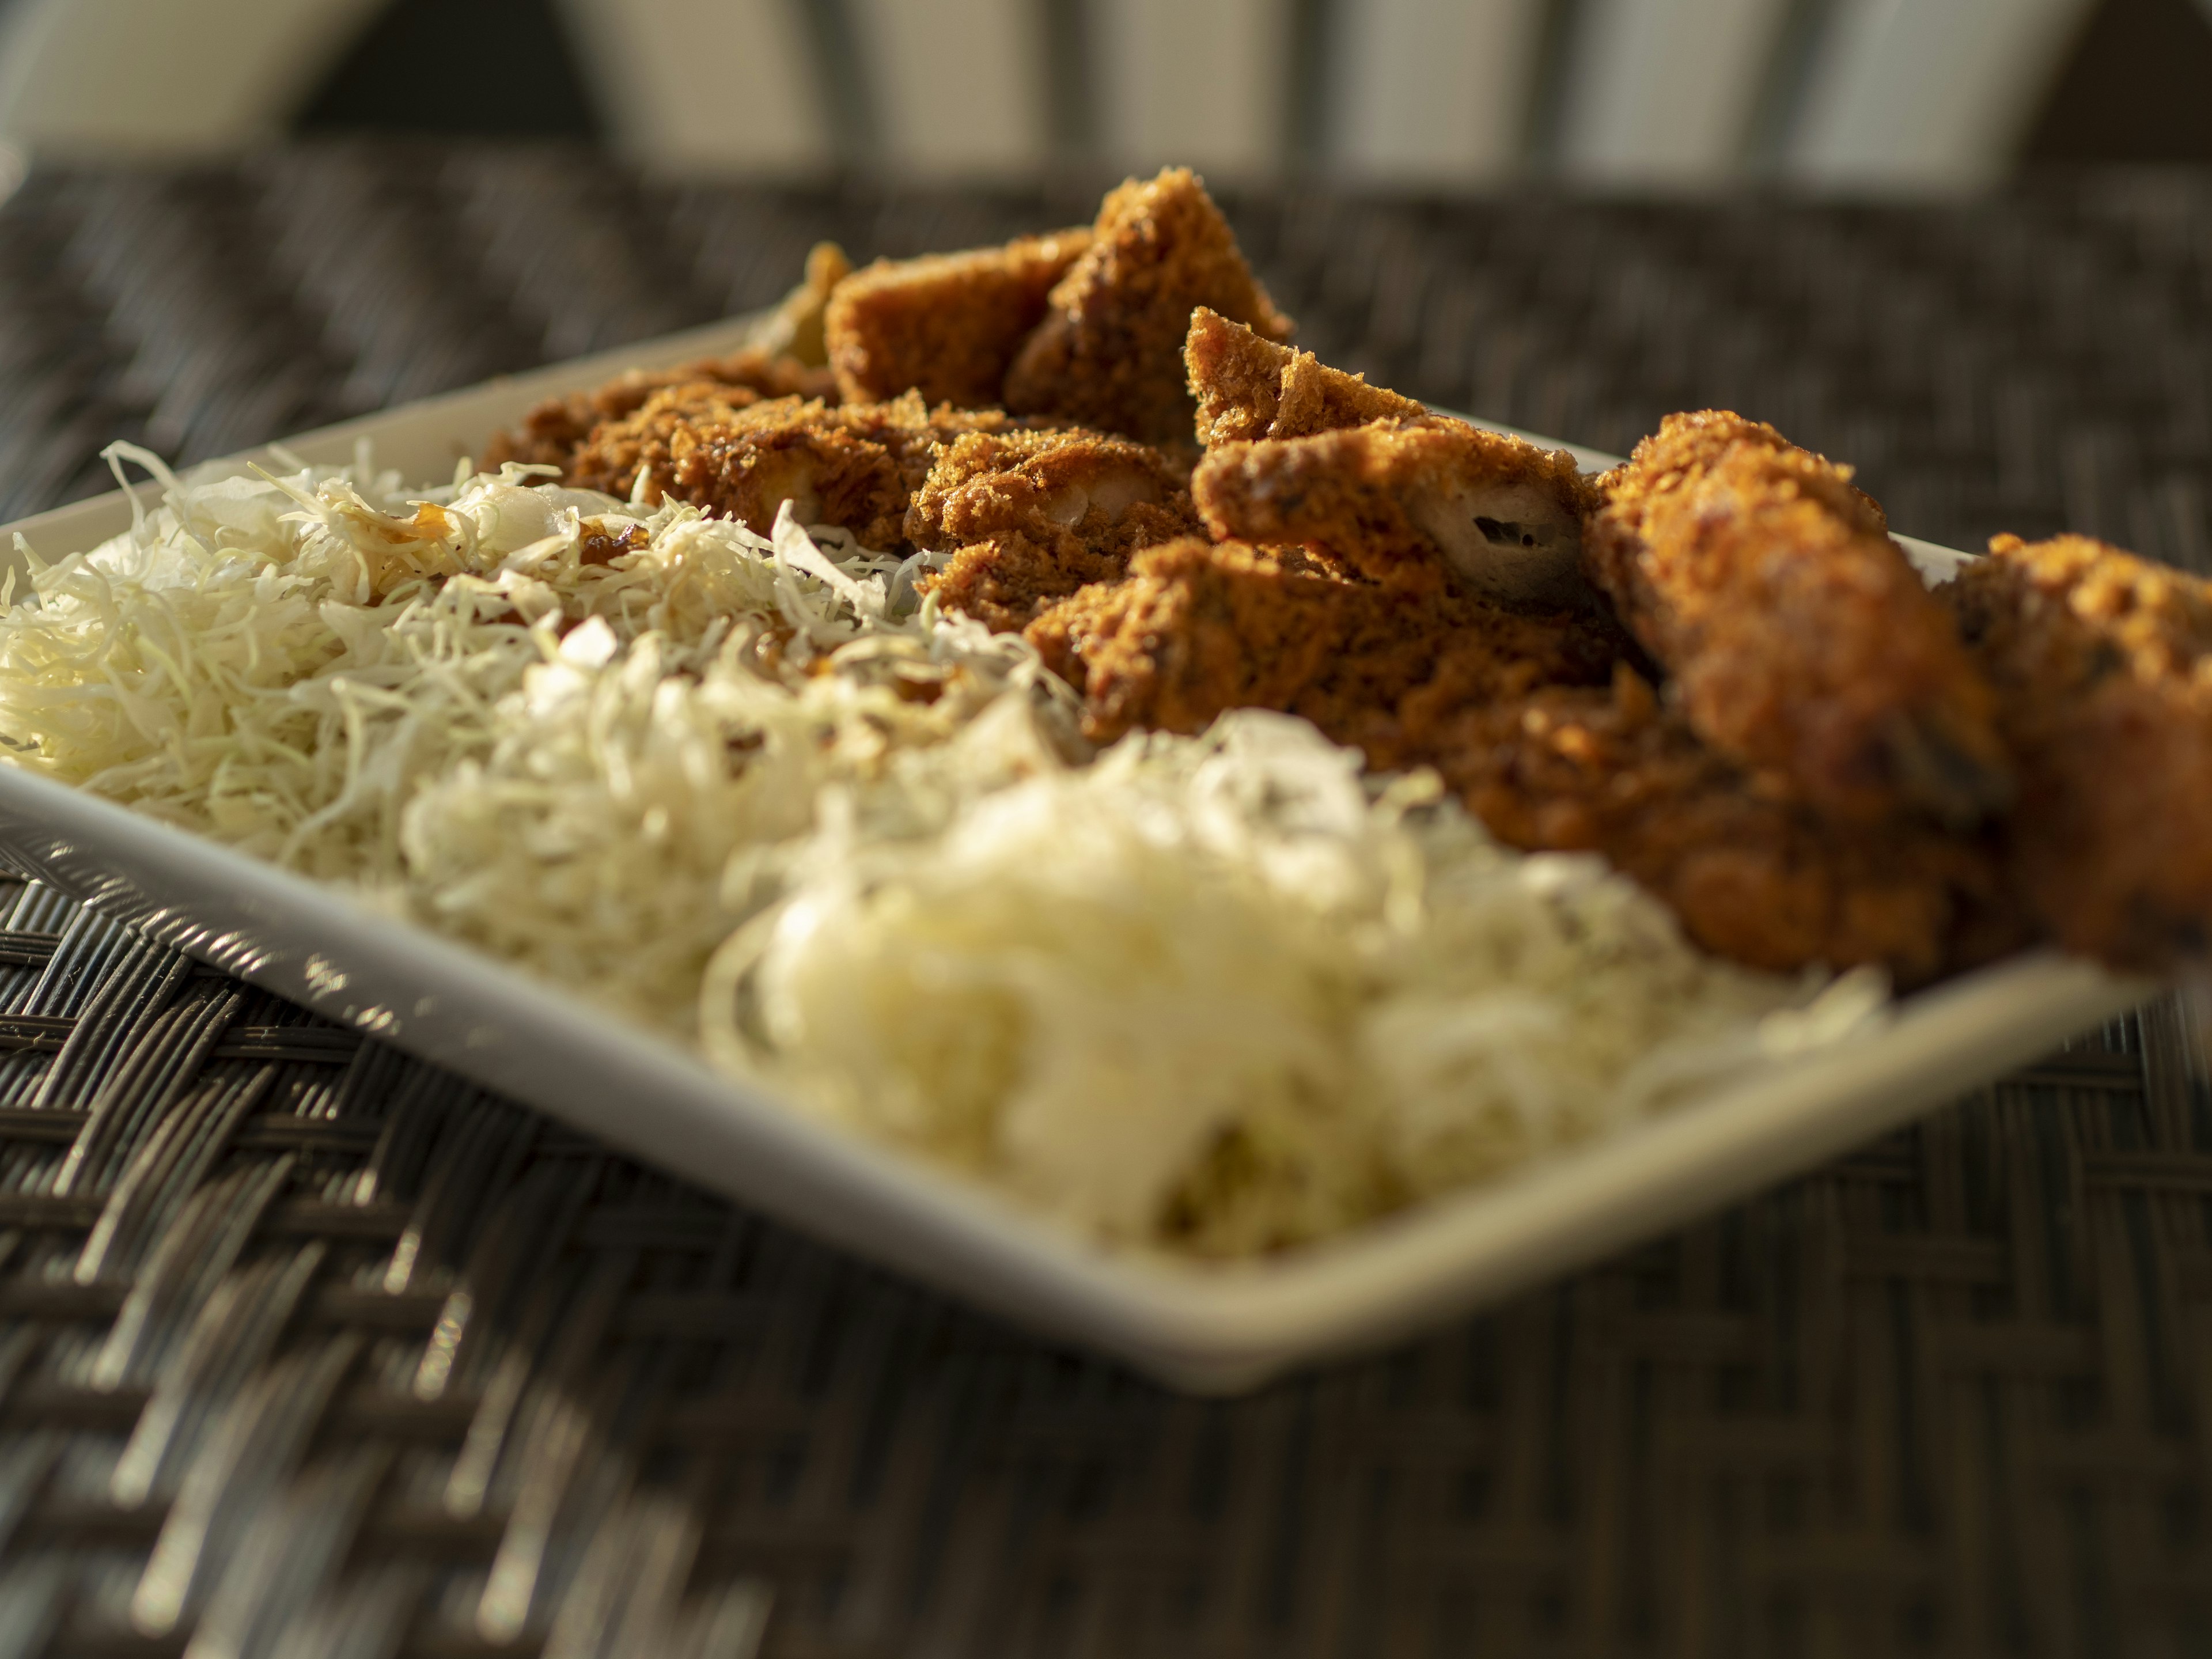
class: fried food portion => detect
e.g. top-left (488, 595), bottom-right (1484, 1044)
top-left (1005, 168), bottom-right (1293, 446)
top-left (909, 428), bottom-right (1202, 631)
top-left (1441, 674), bottom-right (2019, 985)
top-left (825, 229), bottom-right (1092, 408)
top-left (1945, 534), bottom-right (2212, 969)
top-left (1025, 537), bottom-right (1624, 760)
top-left (483, 241), bottom-right (850, 475)
top-left (639, 392), bottom-right (1035, 548)
top-left (1192, 419), bottom-right (1594, 607)
top-left (1027, 536), bottom-right (2004, 983)
top-left (482, 349), bottom-right (838, 478)
top-left (1586, 410), bottom-right (2010, 829)
top-left (1185, 306), bottom-right (1427, 447)
top-left (563, 378), bottom-right (788, 499)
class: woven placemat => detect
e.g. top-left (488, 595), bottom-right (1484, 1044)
top-left (2, 146), bottom-right (2211, 1657)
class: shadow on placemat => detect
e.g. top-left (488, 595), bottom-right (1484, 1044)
top-left (2, 147), bottom-right (2212, 1655)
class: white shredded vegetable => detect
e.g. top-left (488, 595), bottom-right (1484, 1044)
top-left (702, 709), bottom-right (1886, 1252)
top-left (0, 449), bottom-right (1885, 1255)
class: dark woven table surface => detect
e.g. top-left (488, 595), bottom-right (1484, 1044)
top-left (3, 146), bottom-right (2212, 1659)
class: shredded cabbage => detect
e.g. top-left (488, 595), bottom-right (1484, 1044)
top-left (703, 709), bottom-right (1885, 1253)
top-left (0, 447), bottom-right (1884, 1256)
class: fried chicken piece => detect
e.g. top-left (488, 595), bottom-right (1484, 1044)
top-left (1945, 533), bottom-right (2212, 969)
top-left (1025, 537), bottom-right (1625, 759)
top-left (484, 350), bottom-right (839, 478)
top-left (1192, 419), bottom-right (1596, 607)
top-left (483, 242), bottom-right (851, 475)
top-left (1004, 168), bottom-right (1293, 446)
top-left (1185, 306), bottom-right (1427, 447)
top-left (908, 427), bottom-right (1202, 631)
top-left (1586, 410), bottom-right (2011, 830)
top-left (562, 379), bottom-right (782, 499)
top-left (1440, 673), bottom-right (2020, 985)
top-left (825, 229), bottom-right (1092, 408)
top-left (644, 392), bottom-right (1038, 548)
top-left (1028, 537), bottom-right (2005, 983)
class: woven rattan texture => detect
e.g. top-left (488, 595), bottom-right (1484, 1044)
top-left (2, 149), bottom-right (2211, 1657)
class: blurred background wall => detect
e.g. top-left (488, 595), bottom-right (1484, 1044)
top-left (0, 0), bottom-right (2203, 187)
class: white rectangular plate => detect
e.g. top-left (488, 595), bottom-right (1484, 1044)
top-left (0, 323), bottom-right (2155, 1392)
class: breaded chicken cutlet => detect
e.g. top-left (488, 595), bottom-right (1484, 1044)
top-left (1586, 411), bottom-right (2012, 830)
top-left (907, 428), bottom-right (1202, 631)
top-left (1945, 534), bottom-right (2212, 970)
top-left (1193, 419), bottom-right (1594, 607)
top-left (484, 349), bottom-right (838, 478)
top-left (1441, 676), bottom-right (2019, 985)
top-left (1028, 536), bottom-right (1993, 983)
top-left (1185, 306), bottom-right (1427, 446)
top-left (483, 241), bottom-right (850, 476)
top-left (825, 229), bottom-right (1092, 408)
top-left (615, 391), bottom-right (1045, 549)
top-left (1005, 168), bottom-right (1294, 446)
top-left (1026, 537), bottom-right (1627, 765)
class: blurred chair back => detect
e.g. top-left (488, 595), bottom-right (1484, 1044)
top-left (0, 0), bottom-right (386, 155)
top-left (0, 0), bottom-right (2103, 188)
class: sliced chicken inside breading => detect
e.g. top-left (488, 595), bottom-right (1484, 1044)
top-left (1184, 306), bottom-right (1428, 446)
top-left (1192, 418), bottom-right (1594, 606)
top-left (910, 427), bottom-right (1202, 631)
top-left (1004, 168), bottom-right (1294, 446)
top-left (825, 228), bottom-right (1092, 408)
top-left (1586, 410), bottom-right (2012, 830)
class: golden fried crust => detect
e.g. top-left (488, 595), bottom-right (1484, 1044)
top-left (1192, 420), bottom-right (1594, 605)
top-left (484, 349), bottom-right (839, 479)
top-left (640, 392), bottom-right (1036, 548)
top-left (1024, 537), bottom-right (1625, 759)
top-left (1004, 169), bottom-right (1293, 445)
top-left (824, 229), bottom-right (1092, 408)
top-left (1945, 533), bottom-right (2212, 969)
top-left (1185, 306), bottom-right (1427, 446)
top-left (910, 428), bottom-right (1202, 631)
top-left (1586, 410), bottom-right (2011, 829)
top-left (562, 380), bottom-right (775, 498)
top-left (1441, 675), bottom-right (2020, 986)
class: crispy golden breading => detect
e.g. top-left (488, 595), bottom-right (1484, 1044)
top-left (1028, 536), bottom-right (2008, 983)
top-left (562, 380), bottom-right (781, 499)
top-left (1185, 306), bottom-right (1427, 446)
top-left (1024, 537), bottom-right (1625, 760)
top-left (637, 392), bottom-right (1037, 548)
top-left (483, 349), bottom-right (838, 478)
top-left (825, 229), bottom-right (1092, 408)
top-left (1192, 419), bottom-right (1594, 605)
top-left (1945, 533), bottom-right (2212, 969)
top-left (908, 428), bottom-right (1202, 631)
top-left (1004, 168), bottom-right (1293, 445)
top-left (1440, 675), bottom-right (2021, 985)
top-left (1586, 410), bottom-right (2011, 828)
top-left (484, 242), bottom-right (851, 476)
